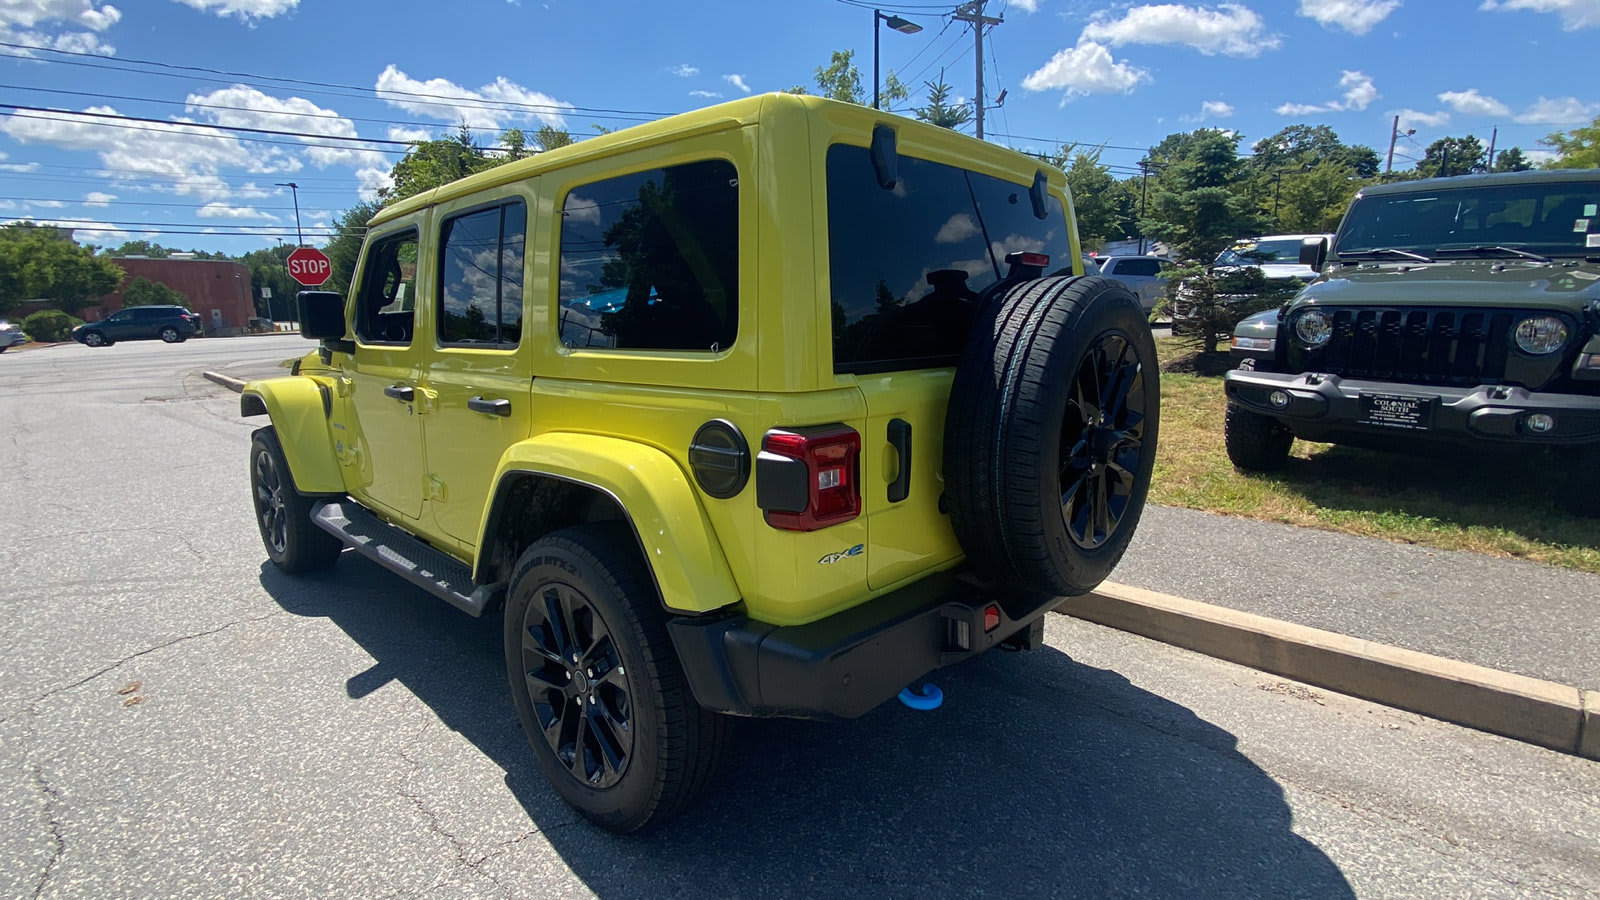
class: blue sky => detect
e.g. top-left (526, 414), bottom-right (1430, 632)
top-left (1, 0), bottom-right (1595, 256)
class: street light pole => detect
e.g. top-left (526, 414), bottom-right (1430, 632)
top-left (275, 181), bottom-right (303, 247)
top-left (873, 9), bottom-right (923, 110)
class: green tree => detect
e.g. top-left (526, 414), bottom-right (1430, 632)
top-left (1276, 161), bottom-right (1364, 233)
top-left (0, 223), bottom-right (124, 316)
top-left (501, 128), bottom-right (528, 161)
top-left (912, 69), bottom-right (971, 130)
top-left (21, 309), bottom-right (82, 342)
top-left (1250, 125), bottom-right (1380, 179)
top-left (1541, 116), bottom-right (1600, 169)
top-left (1493, 147), bottom-right (1534, 172)
top-left (121, 275), bottom-right (188, 307)
top-left (807, 49), bottom-right (909, 107)
top-left (535, 124), bottom-right (574, 152)
top-left (384, 126), bottom-right (511, 202)
top-left (99, 239), bottom-right (172, 258)
top-left (1419, 135), bottom-right (1487, 177)
top-left (321, 201), bottom-right (381, 299)
top-left (1051, 145), bottom-right (1121, 249)
top-left (238, 244), bottom-right (299, 320)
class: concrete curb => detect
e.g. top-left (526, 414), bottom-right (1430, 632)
top-left (202, 371), bottom-right (247, 393)
top-left (1058, 582), bottom-right (1596, 760)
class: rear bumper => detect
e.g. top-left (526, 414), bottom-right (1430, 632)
top-left (1224, 369), bottom-right (1600, 446)
top-left (668, 570), bottom-right (1055, 720)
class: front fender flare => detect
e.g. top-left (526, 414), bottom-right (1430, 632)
top-left (241, 376), bottom-right (344, 494)
top-left (482, 433), bottom-right (740, 615)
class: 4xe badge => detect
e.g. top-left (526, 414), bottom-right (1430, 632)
top-left (818, 544), bottom-right (864, 565)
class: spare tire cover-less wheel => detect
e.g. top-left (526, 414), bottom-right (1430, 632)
top-left (944, 276), bottom-right (1159, 597)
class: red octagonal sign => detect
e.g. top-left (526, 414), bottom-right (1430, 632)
top-left (286, 247), bottom-right (332, 287)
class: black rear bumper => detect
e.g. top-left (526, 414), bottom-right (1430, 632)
top-left (668, 571), bottom-right (1055, 720)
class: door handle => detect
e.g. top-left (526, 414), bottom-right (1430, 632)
top-left (383, 384), bottom-right (414, 402)
top-left (888, 418), bottom-right (912, 503)
top-left (467, 396), bottom-right (512, 418)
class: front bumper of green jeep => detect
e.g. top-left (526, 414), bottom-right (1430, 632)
top-left (667, 571), bottom-right (1056, 719)
top-left (1224, 369), bottom-right (1600, 446)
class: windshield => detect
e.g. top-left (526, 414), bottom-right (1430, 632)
top-left (1216, 239), bottom-right (1305, 267)
top-left (1336, 180), bottom-right (1600, 258)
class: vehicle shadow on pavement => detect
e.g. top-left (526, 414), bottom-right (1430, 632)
top-left (1274, 444), bottom-right (1600, 552)
top-left (260, 556), bottom-right (1353, 898)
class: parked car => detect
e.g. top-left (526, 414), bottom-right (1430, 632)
top-left (1096, 255), bottom-right (1171, 313)
top-left (72, 305), bottom-right (200, 347)
top-left (0, 321), bottom-right (25, 352)
top-left (1214, 234), bottom-right (1333, 282)
top-left (1224, 169), bottom-right (1600, 514)
top-left (240, 94), bottom-right (1158, 832)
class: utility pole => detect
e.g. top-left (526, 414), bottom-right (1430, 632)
top-left (953, 1), bottom-right (1002, 140)
top-left (1137, 160), bottom-right (1149, 255)
top-left (1385, 115), bottom-right (1399, 175)
top-left (1485, 127), bottom-right (1498, 173)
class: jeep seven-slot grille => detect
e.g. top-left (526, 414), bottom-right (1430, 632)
top-left (1293, 307), bottom-right (1517, 386)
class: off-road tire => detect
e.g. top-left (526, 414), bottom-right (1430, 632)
top-left (945, 275), bottom-right (1159, 597)
top-left (249, 427), bottom-right (342, 573)
top-left (1224, 402), bottom-right (1294, 472)
top-left (503, 525), bottom-right (727, 833)
top-left (1559, 445), bottom-right (1600, 517)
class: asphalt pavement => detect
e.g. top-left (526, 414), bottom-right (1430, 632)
top-left (3, 336), bottom-right (1598, 896)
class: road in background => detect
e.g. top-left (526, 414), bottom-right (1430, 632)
top-left (2, 338), bottom-right (1597, 897)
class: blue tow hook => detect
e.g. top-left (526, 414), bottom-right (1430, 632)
top-left (897, 682), bottom-right (943, 710)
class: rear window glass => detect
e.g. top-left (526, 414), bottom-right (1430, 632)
top-left (557, 159), bottom-right (739, 352)
top-left (827, 144), bottom-right (1073, 374)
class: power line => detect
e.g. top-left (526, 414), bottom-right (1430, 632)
top-left (0, 103), bottom-right (413, 150)
top-left (0, 42), bottom-right (668, 124)
top-left (5, 216), bottom-right (353, 232)
top-left (1, 197), bottom-right (301, 211)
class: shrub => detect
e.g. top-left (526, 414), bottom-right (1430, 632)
top-left (122, 275), bottom-right (188, 307)
top-left (21, 309), bottom-right (84, 343)
top-left (1159, 265), bottom-right (1301, 354)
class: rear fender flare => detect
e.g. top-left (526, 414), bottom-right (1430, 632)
top-left (479, 433), bottom-right (740, 615)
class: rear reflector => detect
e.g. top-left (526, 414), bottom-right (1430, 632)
top-left (983, 604), bottom-right (1001, 632)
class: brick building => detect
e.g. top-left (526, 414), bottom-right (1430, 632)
top-left (71, 257), bottom-right (257, 335)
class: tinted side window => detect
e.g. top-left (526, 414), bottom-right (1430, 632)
top-left (1120, 259), bottom-right (1160, 277)
top-left (558, 160), bottom-right (738, 352)
top-left (438, 201), bottom-right (526, 347)
top-left (354, 231), bottom-right (419, 345)
top-left (827, 145), bottom-right (1073, 373)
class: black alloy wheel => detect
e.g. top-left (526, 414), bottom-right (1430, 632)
top-left (254, 444), bottom-right (290, 556)
top-left (520, 580), bottom-right (635, 789)
top-left (247, 427), bottom-right (342, 573)
top-left (1059, 331), bottom-right (1147, 550)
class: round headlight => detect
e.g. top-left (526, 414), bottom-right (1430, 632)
top-left (1295, 310), bottom-right (1333, 347)
top-left (1514, 316), bottom-right (1569, 355)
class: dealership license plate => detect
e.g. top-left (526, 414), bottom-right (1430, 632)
top-left (1358, 393), bottom-right (1437, 431)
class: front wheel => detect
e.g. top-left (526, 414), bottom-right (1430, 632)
top-left (504, 525), bottom-right (726, 833)
top-left (82, 332), bottom-right (107, 347)
top-left (250, 427), bottom-right (342, 573)
top-left (1224, 402), bottom-right (1294, 472)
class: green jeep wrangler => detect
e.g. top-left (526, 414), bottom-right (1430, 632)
top-left (1225, 169), bottom-right (1600, 514)
top-left (241, 94), bottom-right (1159, 831)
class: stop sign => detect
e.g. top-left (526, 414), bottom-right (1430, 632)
top-left (286, 247), bottom-right (332, 287)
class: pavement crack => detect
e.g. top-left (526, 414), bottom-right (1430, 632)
top-left (30, 764), bottom-right (65, 900)
top-left (0, 612), bottom-right (283, 724)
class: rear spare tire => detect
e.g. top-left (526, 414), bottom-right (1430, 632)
top-left (944, 276), bottom-right (1159, 596)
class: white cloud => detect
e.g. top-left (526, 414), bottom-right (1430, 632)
top-left (1185, 99), bottom-right (1235, 121)
top-left (171, 0), bottom-right (297, 21)
top-left (689, 90), bottom-right (722, 99)
top-left (1524, 148), bottom-right (1559, 165)
top-left (1396, 108), bottom-right (1451, 128)
top-left (724, 74), bottom-right (751, 94)
top-left (186, 86), bottom-right (389, 170)
top-left (375, 65), bottom-right (571, 131)
top-left (1012, 0), bottom-right (1041, 9)
top-left (83, 191), bottom-right (114, 206)
top-left (1514, 95), bottom-right (1599, 124)
top-left (1297, 0), bottom-right (1399, 34)
top-left (1438, 89), bottom-right (1510, 116)
top-left (1480, 0), bottom-right (1600, 30)
top-left (0, 1), bottom-right (120, 56)
top-left (386, 125), bottom-right (432, 143)
top-left (935, 213), bottom-right (981, 243)
top-left (1021, 41), bottom-right (1150, 98)
top-left (1, 104), bottom-right (300, 202)
top-left (670, 64), bottom-right (699, 77)
top-left (15, 217), bottom-right (138, 243)
top-left (27, 199), bottom-right (66, 208)
top-left (1080, 3), bottom-right (1280, 57)
top-left (1272, 70), bottom-right (1376, 115)
top-left (354, 167), bottom-right (391, 203)
top-left (196, 202), bottom-right (278, 220)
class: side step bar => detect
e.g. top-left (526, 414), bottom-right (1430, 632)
top-left (311, 500), bottom-right (503, 617)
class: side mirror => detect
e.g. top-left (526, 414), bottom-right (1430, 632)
top-left (1298, 237), bottom-right (1328, 270)
top-left (297, 290), bottom-right (352, 352)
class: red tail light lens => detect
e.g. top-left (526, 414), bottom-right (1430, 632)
top-left (760, 425), bottom-right (861, 532)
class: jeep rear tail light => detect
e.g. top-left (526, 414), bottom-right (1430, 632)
top-left (756, 425), bottom-right (861, 531)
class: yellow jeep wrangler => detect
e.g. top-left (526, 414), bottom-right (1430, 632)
top-left (242, 94), bottom-right (1159, 832)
